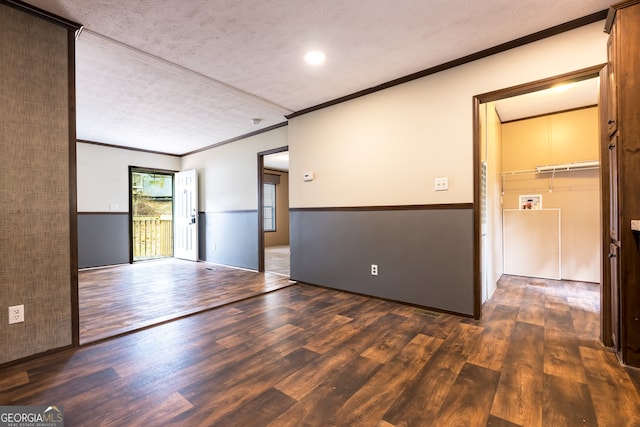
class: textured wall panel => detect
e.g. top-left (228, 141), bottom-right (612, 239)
top-left (0, 5), bottom-right (72, 364)
top-left (290, 208), bottom-right (474, 315)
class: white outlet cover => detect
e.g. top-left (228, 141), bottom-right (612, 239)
top-left (8, 304), bottom-right (24, 324)
top-left (435, 177), bottom-right (449, 191)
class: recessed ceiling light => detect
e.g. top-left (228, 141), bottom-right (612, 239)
top-left (304, 51), bottom-right (325, 66)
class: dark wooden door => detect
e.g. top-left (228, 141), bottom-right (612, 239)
top-left (609, 134), bottom-right (619, 243)
top-left (610, 242), bottom-right (620, 353)
top-left (606, 30), bottom-right (618, 136)
top-left (608, 133), bottom-right (621, 355)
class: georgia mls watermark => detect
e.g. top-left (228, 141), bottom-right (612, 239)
top-left (0, 406), bottom-right (63, 427)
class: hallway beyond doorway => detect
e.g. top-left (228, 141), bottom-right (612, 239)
top-left (265, 245), bottom-right (290, 276)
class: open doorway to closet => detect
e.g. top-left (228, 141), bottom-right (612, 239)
top-left (474, 65), bottom-right (605, 335)
top-left (258, 147), bottom-right (290, 276)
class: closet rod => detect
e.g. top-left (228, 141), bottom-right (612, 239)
top-left (501, 166), bottom-right (599, 176)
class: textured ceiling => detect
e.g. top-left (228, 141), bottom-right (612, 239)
top-left (22, 0), bottom-right (611, 155)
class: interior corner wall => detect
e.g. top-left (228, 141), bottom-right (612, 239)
top-left (181, 125), bottom-right (288, 270)
top-left (0, 5), bottom-right (73, 364)
top-left (76, 142), bottom-right (181, 268)
top-left (264, 169), bottom-right (290, 247)
top-left (287, 21), bottom-right (607, 315)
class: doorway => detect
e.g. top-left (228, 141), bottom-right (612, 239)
top-left (129, 167), bottom-right (174, 262)
top-left (258, 147), bottom-right (290, 276)
top-left (474, 66), bottom-right (605, 335)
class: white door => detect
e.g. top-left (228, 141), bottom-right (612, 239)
top-left (480, 161), bottom-right (488, 302)
top-left (174, 169), bottom-right (198, 261)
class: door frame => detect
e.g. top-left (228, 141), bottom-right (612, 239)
top-left (128, 166), bottom-right (177, 263)
top-left (471, 65), bottom-right (607, 338)
top-left (257, 146), bottom-right (289, 272)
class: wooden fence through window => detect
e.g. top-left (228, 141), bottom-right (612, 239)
top-left (133, 216), bottom-right (173, 259)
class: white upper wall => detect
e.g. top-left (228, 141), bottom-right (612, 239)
top-left (77, 142), bottom-right (181, 212)
top-left (181, 125), bottom-right (288, 211)
top-left (288, 21), bottom-right (608, 208)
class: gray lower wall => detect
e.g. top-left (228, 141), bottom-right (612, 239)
top-left (78, 208), bottom-right (473, 314)
top-left (290, 207), bottom-right (474, 316)
top-left (78, 211), bottom-right (259, 270)
top-left (200, 211), bottom-right (259, 270)
top-left (78, 213), bottom-right (129, 268)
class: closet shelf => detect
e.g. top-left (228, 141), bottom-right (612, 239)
top-left (501, 160), bottom-right (600, 176)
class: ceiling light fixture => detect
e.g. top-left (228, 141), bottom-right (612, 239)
top-left (304, 51), bottom-right (326, 66)
top-left (552, 82), bottom-right (575, 93)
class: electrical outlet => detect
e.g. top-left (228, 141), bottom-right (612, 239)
top-left (8, 305), bottom-right (24, 324)
top-left (435, 177), bottom-right (449, 191)
top-left (371, 264), bottom-right (378, 276)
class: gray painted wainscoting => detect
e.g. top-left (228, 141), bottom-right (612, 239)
top-left (78, 211), bottom-right (259, 270)
top-left (78, 213), bottom-right (130, 268)
top-left (199, 210), bottom-right (259, 271)
top-left (290, 207), bottom-right (474, 316)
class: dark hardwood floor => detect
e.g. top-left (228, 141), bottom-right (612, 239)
top-left (79, 259), bottom-right (293, 344)
top-left (2, 275), bottom-right (640, 426)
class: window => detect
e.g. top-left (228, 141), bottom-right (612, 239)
top-left (264, 183), bottom-right (276, 231)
